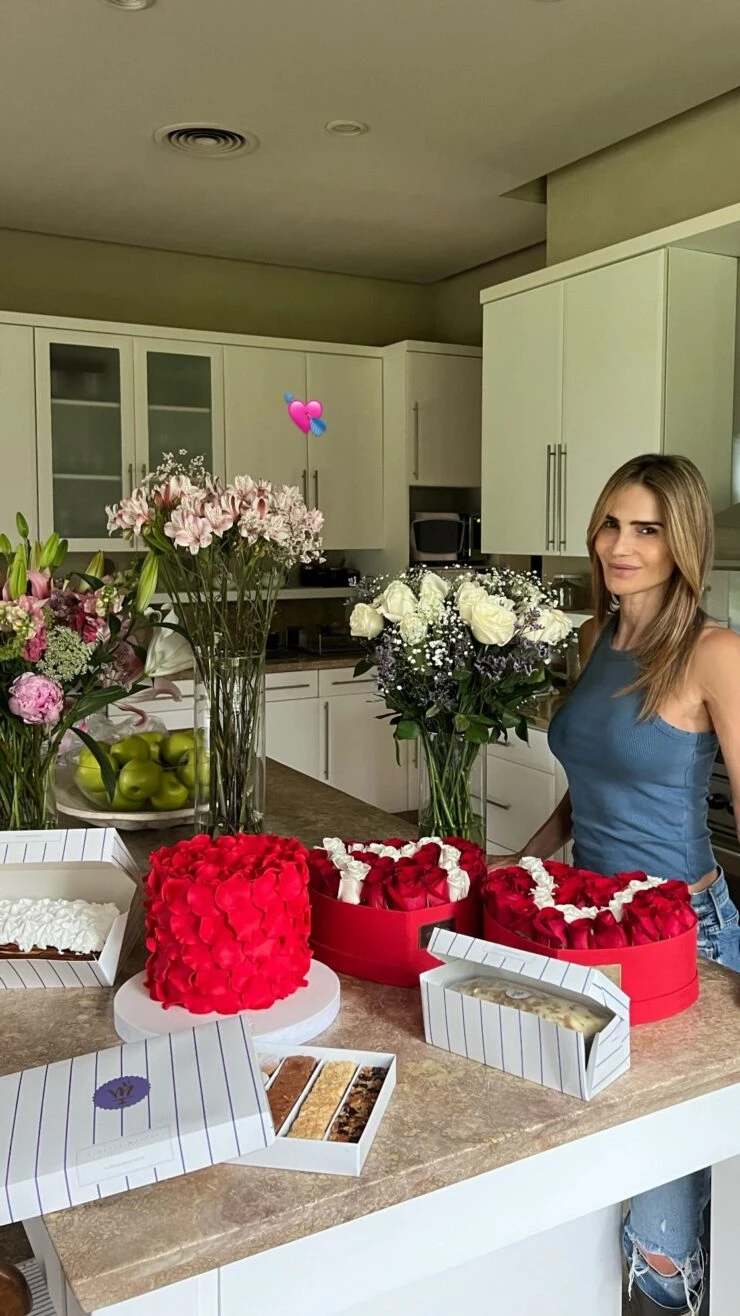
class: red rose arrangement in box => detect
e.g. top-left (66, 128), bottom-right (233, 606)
top-left (308, 837), bottom-right (487, 911)
top-left (144, 832), bottom-right (312, 1014)
top-left (482, 856), bottom-right (697, 950)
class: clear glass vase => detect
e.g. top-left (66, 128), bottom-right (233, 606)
top-left (417, 732), bottom-right (487, 848)
top-left (193, 656), bottom-right (266, 837)
top-left (0, 721), bottom-right (57, 830)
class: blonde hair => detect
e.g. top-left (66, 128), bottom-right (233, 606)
top-left (586, 454), bottom-right (714, 719)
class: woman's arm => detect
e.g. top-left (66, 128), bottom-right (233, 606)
top-left (697, 628), bottom-right (740, 835)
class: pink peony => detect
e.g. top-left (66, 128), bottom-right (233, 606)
top-left (22, 631), bottom-right (47, 662)
top-left (9, 673), bottom-right (64, 725)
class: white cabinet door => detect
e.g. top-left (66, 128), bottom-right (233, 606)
top-left (0, 326), bottom-right (37, 540)
top-left (481, 284), bottom-right (563, 555)
top-left (486, 758), bottom-right (556, 854)
top-left (134, 339), bottom-right (225, 485)
top-left (306, 354), bottom-right (383, 550)
top-left (35, 329), bottom-right (136, 552)
top-left (560, 251), bottom-right (666, 554)
top-left (407, 352), bottom-right (481, 487)
top-left (323, 692), bottom-right (407, 813)
top-left (224, 346), bottom-right (308, 491)
top-left (266, 696), bottom-right (321, 779)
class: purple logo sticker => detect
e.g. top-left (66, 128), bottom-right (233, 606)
top-left (93, 1075), bottom-right (150, 1111)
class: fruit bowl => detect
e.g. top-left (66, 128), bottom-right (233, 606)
top-left (55, 766), bottom-right (193, 831)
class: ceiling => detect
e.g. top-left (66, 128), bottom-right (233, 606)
top-left (3, 0), bottom-right (740, 283)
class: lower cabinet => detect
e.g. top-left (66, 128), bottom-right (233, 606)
top-left (264, 671), bottom-right (321, 780)
top-left (487, 730), bottom-right (570, 862)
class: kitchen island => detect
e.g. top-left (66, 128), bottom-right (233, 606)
top-left (2, 764), bottom-right (740, 1316)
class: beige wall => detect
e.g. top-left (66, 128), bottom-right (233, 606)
top-left (548, 88), bottom-right (740, 265)
top-left (0, 228), bottom-right (435, 346)
top-left (433, 243), bottom-right (546, 345)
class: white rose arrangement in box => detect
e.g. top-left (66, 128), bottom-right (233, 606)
top-left (349, 568), bottom-right (571, 845)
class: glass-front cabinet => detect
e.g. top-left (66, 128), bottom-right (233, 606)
top-left (35, 330), bottom-right (136, 551)
top-left (35, 331), bottom-right (225, 551)
top-left (133, 338), bottom-right (225, 487)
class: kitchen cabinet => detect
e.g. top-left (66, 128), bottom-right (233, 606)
top-left (481, 285), bottom-right (563, 555)
top-left (224, 345), bottom-right (307, 489)
top-left (265, 670), bottom-right (321, 779)
top-left (319, 667), bottom-right (408, 814)
top-left (486, 729), bottom-right (568, 861)
top-left (35, 329), bottom-right (136, 551)
top-left (224, 347), bottom-right (383, 550)
top-left (0, 325), bottom-right (38, 540)
top-left (36, 329), bottom-right (226, 551)
top-left (481, 248), bottom-right (736, 556)
top-left (406, 348), bottom-right (482, 487)
top-left (134, 339), bottom-right (225, 485)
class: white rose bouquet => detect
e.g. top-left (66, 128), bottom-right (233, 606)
top-left (349, 567), bottom-right (571, 843)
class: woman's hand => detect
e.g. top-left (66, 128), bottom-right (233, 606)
top-left (486, 853), bottom-right (522, 871)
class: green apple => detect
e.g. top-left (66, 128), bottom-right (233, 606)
top-left (75, 781), bottom-right (112, 810)
top-left (110, 734), bottom-right (152, 767)
top-left (150, 771), bottom-right (190, 812)
top-left (78, 743), bottom-right (114, 771)
top-left (110, 786), bottom-right (140, 812)
top-left (161, 730), bottom-right (196, 767)
top-left (75, 759), bottom-right (117, 798)
top-left (139, 731), bottom-right (165, 762)
top-left (175, 748), bottom-right (196, 790)
top-left (117, 759), bottom-right (163, 803)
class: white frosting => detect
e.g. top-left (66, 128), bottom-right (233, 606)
top-left (321, 837), bottom-right (471, 904)
top-left (0, 897), bottom-right (119, 954)
top-left (519, 855), bottom-right (664, 924)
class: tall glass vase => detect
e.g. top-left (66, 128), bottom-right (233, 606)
top-left (417, 731), bottom-right (487, 848)
top-left (0, 720), bottom-right (57, 830)
top-left (193, 656), bottom-right (266, 837)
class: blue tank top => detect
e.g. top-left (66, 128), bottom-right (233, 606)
top-left (547, 617), bottom-right (717, 882)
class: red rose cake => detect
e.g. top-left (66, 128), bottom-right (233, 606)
top-left (144, 832), bottom-right (312, 1014)
top-left (307, 837), bottom-right (483, 987)
top-left (482, 857), bottom-right (699, 1024)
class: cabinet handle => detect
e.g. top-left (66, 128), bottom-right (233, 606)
top-left (545, 445), bottom-right (555, 550)
top-left (331, 678), bottom-right (371, 687)
top-left (301, 469), bottom-right (308, 504)
top-left (414, 741), bottom-right (419, 769)
top-left (558, 445), bottom-right (567, 550)
top-left (487, 798), bottom-right (511, 811)
top-left (412, 402), bottom-right (420, 479)
top-left (269, 682), bottom-right (311, 692)
top-left (323, 701), bottom-right (330, 780)
top-left (313, 469), bottom-right (319, 508)
top-left (127, 462), bottom-right (134, 495)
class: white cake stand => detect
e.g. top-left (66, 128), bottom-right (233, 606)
top-left (114, 959), bottom-right (341, 1045)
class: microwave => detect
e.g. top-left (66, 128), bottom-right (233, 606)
top-left (410, 512), bottom-right (481, 563)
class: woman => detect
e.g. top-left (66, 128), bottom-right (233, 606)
top-left (491, 453), bottom-right (740, 1316)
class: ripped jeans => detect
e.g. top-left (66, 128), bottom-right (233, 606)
top-left (624, 873), bottom-right (740, 1312)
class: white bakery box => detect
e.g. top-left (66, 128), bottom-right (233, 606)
top-left (0, 828), bottom-right (138, 989)
top-left (243, 1042), bottom-right (397, 1177)
top-left (0, 1022), bottom-right (396, 1223)
top-left (421, 927), bottom-right (630, 1101)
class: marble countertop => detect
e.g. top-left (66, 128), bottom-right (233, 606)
top-left (5, 765), bottom-right (736, 1314)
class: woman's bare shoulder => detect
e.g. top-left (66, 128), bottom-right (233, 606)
top-left (694, 623), bottom-right (740, 688)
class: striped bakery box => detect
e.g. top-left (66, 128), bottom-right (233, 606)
top-left (0, 828), bottom-right (138, 990)
top-left (420, 927), bottom-right (630, 1101)
top-left (0, 1016), bottom-right (274, 1224)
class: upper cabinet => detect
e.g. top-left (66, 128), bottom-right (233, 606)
top-left (481, 249), bottom-right (736, 557)
top-left (36, 329), bottom-right (225, 551)
top-left (35, 329), bottom-right (136, 552)
top-left (407, 349), bottom-right (482, 487)
top-left (133, 339), bottom-right (225, 485)
top-left (224, 345), bottom-right (383, 550)
top-left (0, 326), bottom-right (38, 541)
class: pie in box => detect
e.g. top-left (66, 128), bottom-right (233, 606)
top-left (481, 857), bottom-right (699, 1024)
top-left (307, 837), bottom-right (483, 988)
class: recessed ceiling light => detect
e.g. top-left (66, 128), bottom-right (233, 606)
top-left (154, 124), bottom-right (260, 159)
top-left (102, 0), bottom-right (156, 10)
top-left (325, 120), bottom-right (370, 137)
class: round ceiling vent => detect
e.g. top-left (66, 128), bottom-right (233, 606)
top-left (324, 119), bottom-right (370, 137)
top-left (103, 0), bottom-right (156, 10)
top-left (154, 124), bottom-right (259, 159)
